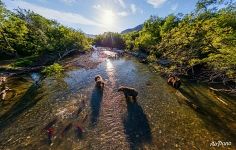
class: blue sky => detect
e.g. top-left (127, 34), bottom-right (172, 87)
top-left (3, 0), bottom-right (198, 34)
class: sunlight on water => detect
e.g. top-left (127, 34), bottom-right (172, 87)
top-left (106, 59), bottom-right (113, 70)
top-left (105, 59), bottom-right (116, 88)
top-left (55, 99), bottom-right (78, 120)
top-left (0, 49), bottom-right (235, 150)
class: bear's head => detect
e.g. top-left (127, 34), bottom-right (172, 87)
top-left (118, 86), bottom-right (125, 92)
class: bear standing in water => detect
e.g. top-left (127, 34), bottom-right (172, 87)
top-left (95, 75), bottom-right (105, 89)
top-left (167, 75), bottom-right (181, 89)
top-left (118, 86), bottom-right (138, 102)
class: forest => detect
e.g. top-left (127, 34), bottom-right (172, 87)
top-left (94, 0), bottom-right (236, 92)
top-left (0, 1), bottom-right (91, 67)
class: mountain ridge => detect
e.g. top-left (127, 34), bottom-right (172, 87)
top-left (121, 24), bottom-right (143, 34)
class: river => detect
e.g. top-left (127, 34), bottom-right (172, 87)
top-left (0, 48), bottom-right (235, 150)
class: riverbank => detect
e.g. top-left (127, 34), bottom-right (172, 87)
top-left (0, 49), bottom-right (92, 77)
top-left (124, 50), bottom-right (236, 96)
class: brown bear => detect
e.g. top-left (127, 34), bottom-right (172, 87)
top-left (95, 75), bottom-right (105, 89)
top-left (167, 75), bottom-right (181, 89)
top-left (118, 86), bottom-right (138, 102)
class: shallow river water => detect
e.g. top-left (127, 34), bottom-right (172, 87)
top-left (0, 49), bottom-right (235, 150)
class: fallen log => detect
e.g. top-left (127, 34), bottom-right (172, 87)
top-left (209, 87), bottom-right (236, 94)
top-left (0, 77), bottom-right (6, 86)
top-left (0, 86), bottom-right (16, 101)
top-left (3, 66), bottom-right (45, 77)
top-left (58, 49), bottom-right (78, 60)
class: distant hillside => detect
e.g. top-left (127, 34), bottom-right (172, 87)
top-left (121, 24), bottom-right (143, 34)
top-left (85, 34), bottom-right (96, 39)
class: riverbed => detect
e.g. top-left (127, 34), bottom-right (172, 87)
top-left (0, 48), bottom-right (235, 150)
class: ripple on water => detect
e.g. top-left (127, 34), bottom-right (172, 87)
top-left (0, 49), bottom-right (236, 150)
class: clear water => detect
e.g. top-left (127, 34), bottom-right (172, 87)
top-left (0, 49), bottom-right (235, 150)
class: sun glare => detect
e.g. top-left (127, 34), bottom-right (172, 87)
top-left (106, 59), bottom-right (113, 69)
top-left (102, 10), bottom-right (115, 28)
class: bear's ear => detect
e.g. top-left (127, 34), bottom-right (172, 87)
top-left (118, 87), bottom-right (123, 92)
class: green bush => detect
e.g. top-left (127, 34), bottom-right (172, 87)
top-left (42, 63), bottom-right (64, 76)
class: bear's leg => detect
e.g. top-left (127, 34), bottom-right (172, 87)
top-left (125, 94), bottom-right (128, 100)
top-left (173, 82), bottom-right (175, 88)
top-left (172, 81), bottom-right (176, 88)
top-left (133, 96), bottom-right (137, 102)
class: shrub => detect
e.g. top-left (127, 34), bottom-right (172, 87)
top-left (42, 63), bottom-right (64, 76)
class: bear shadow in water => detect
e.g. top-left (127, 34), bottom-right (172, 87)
top-left (89, 86), bottom-right (103, 126)
top-left (123, 101), bottom-right (152, 150)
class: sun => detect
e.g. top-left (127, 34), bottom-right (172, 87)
top-left (102, 10), bottom-right (115, 28)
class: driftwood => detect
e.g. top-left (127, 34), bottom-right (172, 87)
top-left (185, 68), bottom-right (236, 94)
top-left (0, 77), bottom-right (16, 101)
top-left (209, 87), bottom-right (236, 94)
top-left (0, 77), bottom-right (7, 86)
top-left (58, 49), bottom-right (78, 60)
top-left (0, 86), bottom-right (16, 101)
top-left (3, 66), bottom-right (44, 77)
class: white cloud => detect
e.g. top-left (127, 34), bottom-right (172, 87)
top-left (93, 4), bottom-right (101, 9)
top-left (171, 3), bottom-right (178, 11)
top-left (146, 0), bottom-right (167, 8)
top-left (117, 0), bottom-right (126, 8)
top-left (93, 3), bottom-right (128, 17)
top-left (10, 1), bottom-right (103, 27)
top-left (130, 4), bottom-right (137, 14)
top-left (117, 11), bottom-right (129, 17)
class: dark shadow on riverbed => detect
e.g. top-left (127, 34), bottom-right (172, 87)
top-left (90, 86), bottom-right (103, 126)
top-left (123, 101), bottom-right (152, 150)
top-left (0, 84), bottom-right (38, 132)
top-left (179, 87), bottom-right (236, 143)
